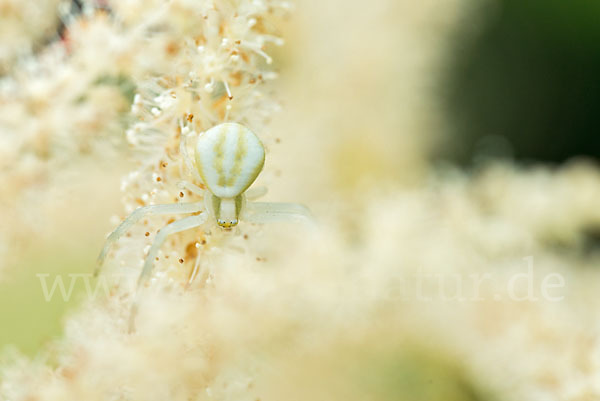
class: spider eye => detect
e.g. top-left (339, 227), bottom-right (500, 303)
top-left (217, 219), bottom-right (239, 228)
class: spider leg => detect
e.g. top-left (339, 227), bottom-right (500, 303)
top-left (96, 202), bottom-right (204, 276)
top-left (179, 126), bottom-right (203, 183)
top-left (137, 213), bottom-right (207, 289)
top-left (245, 186), bottom-right (268, 200)
top-left (129, 213), bottom-right (207, 332)
top-left (185, 251), bottom-right (203, 289)
top-left (242, 202), bottom-right (315, 225)
top-left (176, 180), bottom-right (205, 196)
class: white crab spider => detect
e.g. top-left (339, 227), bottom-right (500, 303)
top-left (96, 122), bottom-right (313, 292)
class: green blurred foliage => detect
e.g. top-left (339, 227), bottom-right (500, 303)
top-left (0, 245), bottom-right (95, 357)
top-left (268, 340), bottom-right (498, 401)
top-left (0, 162), bottom-right (126, 357)
top-left (355, 348), bottom-right (493, 401)
top-left (93, 74), bottom-right (137, 104)
top-left (442, 0), bottom-right (600, 164)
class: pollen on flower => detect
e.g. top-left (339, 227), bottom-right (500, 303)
top-left (5, 1), bottom-right (600, 401)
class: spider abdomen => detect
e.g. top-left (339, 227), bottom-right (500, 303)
top-left (195, 122), bottom-right (265, 198)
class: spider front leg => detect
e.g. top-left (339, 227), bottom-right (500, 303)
top-left (242, 201), bottom-right (315, 225)
top-left (129, 213), bottom-right (207, 332)
top-left (179, 123), bottom-right (203, 183)
top-left (96, 201), bottom-right (204, 276)
top-left (136, 213), bottom-right (207, 289)
top-left (176, 180), bottom-right (205, 196)
top-left (244, 186), bottom-right (268, 200)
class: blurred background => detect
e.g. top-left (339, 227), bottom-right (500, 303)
top-left (0, 0), bottom-right (599, 397)
top-left (440, 0), bottom-right (600, 165)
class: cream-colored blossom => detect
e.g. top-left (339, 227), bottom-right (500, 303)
top-left (2, 1), bottom-right (600, 401)
top-left (0, 0), bottom-right (61, 72)
top-left (3, 163), bottom-right (600, 400)
top-left (0, 0), bottom-right (287, 270)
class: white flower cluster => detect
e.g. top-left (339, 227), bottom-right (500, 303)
top-left (102, 0), bottom-right (291, 291)
top-left (1, 1), bottom-right (600, 400)
top-left (0, 0), bottom-right (61, 71)
top-left (0, 0), bottom-right (288, 271)
top-left (1, 162), bottom-right (600, 401)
